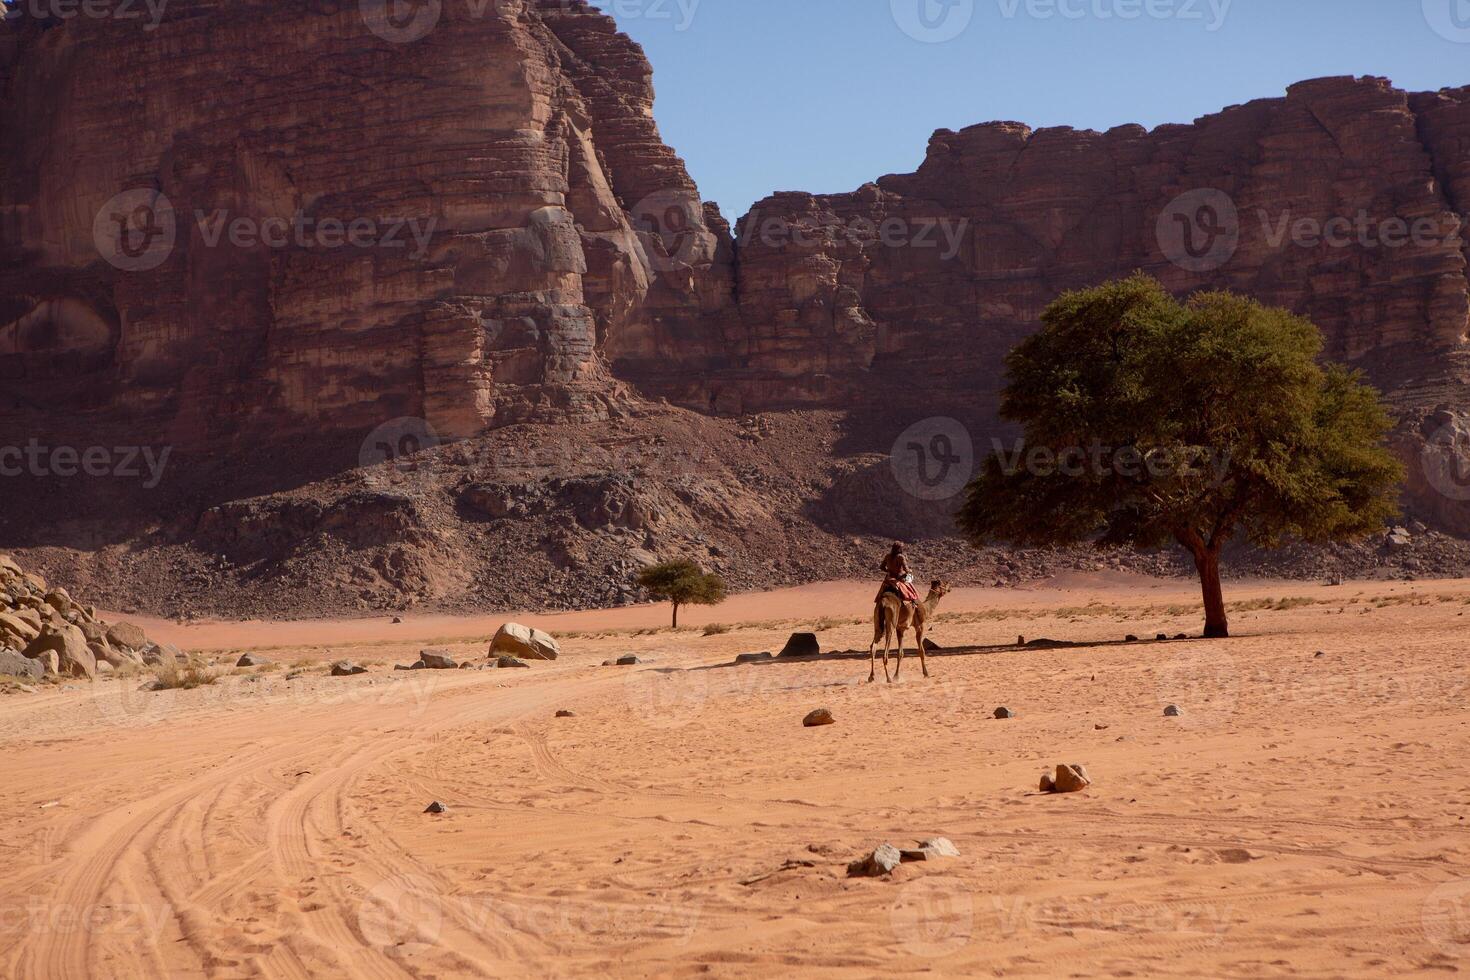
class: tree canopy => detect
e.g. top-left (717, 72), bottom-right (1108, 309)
top-left (957, 273), bottom-right (1402, 637)
top-left (635, 560), bottom-right (727, 628)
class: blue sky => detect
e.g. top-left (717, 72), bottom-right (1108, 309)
top-left (610, 0), bottom-right (1470, 219)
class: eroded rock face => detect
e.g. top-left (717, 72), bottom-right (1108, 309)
top-left (634, 77), bottom-right (1470, 430)
top-left (4, 6), bottom-right (1470, 534)
top-left (0, 0), bottom-right (727, 450)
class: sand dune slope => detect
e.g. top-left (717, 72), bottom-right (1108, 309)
top-left (4, 577), bottom-right (1470, 976)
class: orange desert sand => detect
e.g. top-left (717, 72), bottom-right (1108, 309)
top-left (4, 573), bottom-right (1470, 977)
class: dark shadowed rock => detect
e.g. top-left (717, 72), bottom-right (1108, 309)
top-left (0, 650), bottom-right (44, 682)
top-left (331, 661), bottom-right (367, 676)
top-left (1164, 704), bottom-right (1183, 717)
top-left (616, 655), bottom-right (641, 666)
top-left (780, 633), bottom-right (820, 658)
top-left (900, 837), bottom-right (960, 861)
top-left (556, 709), bottom-right (576, 717)
top-left (735, 651), bottom-right (773, 664)
top-left (497, 657), bottom-right (531, 669)
top-left (418, 649), bottom-right (459, 670)
top-left (424, 801), bottom-right (447, 814)
top-left (994, 706), bottom-right (1015, 719)
top-left (236, 653), bottom-right (270, 667)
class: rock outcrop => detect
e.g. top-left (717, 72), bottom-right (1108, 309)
top-left (4, 2), bottom-right (1470, 606)
top-left (0, 0), bottom-right (727, 450)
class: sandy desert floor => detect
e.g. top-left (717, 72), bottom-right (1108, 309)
top-left (4, 573), bottom-right (1470, 977)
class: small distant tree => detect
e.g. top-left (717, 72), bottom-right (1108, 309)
top-left (636, 560), bottom-right (727, 628)
top-left (957, 274), bottom-right (1402, 638)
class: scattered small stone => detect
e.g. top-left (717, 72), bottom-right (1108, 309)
top-left (900, 837), bottom-right (960, 861)
top-left (1163, 704), bottom-right (1183, 717)
top-left (803, 707), bottom-right (835, 727)
top-left (846, 843), bottom-right (902, 877)
top-left (601, 659), bottom-right (616, 666)
top-left (330, 661), bottom-right (366, 676)
top-left (1039, 771), bottom-right (1056, 792)
top-left (235, 653), bottom-right (269, 668)
top-left (1314, 651), bottom-right (1325, 658)
top-left (1125, 634), bottom-right (1138, 642)
top-left (1017, 635), bottom-right (1025, 646)
top-left (735, 651), bottom-right (773, 664)
top-left (1156, 633), bottom-right (1169, 641)
top-left (994, 706), bottom-right (1015, 719)
top-left (1174, 633), bottom-right (1189, 640)
top-left (555, 709), bottom-right (575, 717)
top-left (459, 661), bottom-right (476, 669)
top-left (779, 633), bottom-right (820, 658)
top-left (1094, 723), bottom-right (1109, 730)
top-left (497, 657), bottom-right (530, 669)
top-left (921, 638), bottom-right (941, 651)
top-left (423, 801), bottom-right (447, 814)
top-left (616, 654), bottom-right (641, 666)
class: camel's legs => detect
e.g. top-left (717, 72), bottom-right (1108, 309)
top-left (915, 623), bottom-right (930, 677)
top-left (882, 611), bottom-right (893, 683)
top-left (894, 625), bottom-right (907, 679)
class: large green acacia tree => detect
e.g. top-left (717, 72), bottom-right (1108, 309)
top-left (957, 274), bottom-right (1402, 638)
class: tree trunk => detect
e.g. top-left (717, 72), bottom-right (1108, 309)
top-left (1193, 547), bottom-right (1229, 638)
top-left (671, 602), bottom-right (680, 629)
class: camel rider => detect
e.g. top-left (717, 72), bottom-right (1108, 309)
top-left (876, 542), bottom-right (922, 605)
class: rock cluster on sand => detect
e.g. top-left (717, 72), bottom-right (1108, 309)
top-left (848, 838), bottom-right (959, 876)
top-left (489, 623), bottom-right (560, 661)
top-left (803, 708), bottom-right (836, 727)
top-left (0, 554), bottom-right (179, 682)
top-left (1040, 764), bottom-right (1092, 794)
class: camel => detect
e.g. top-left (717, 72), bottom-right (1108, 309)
top-left (869, 579), bottom-right (950, 683)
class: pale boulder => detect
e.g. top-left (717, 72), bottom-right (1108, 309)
top-left (489, 623), bottom-right (560, 661)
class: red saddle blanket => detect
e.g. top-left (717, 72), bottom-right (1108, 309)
top-left (876, 579), bottom-right (921, 604)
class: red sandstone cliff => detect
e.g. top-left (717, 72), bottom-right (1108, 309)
top-left (3, 3), bottom-right (1470, 560)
